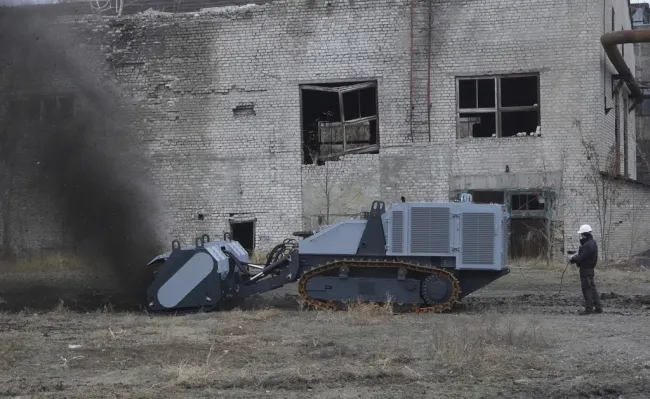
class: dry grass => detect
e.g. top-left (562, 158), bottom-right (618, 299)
top-left (151, 308), bottom-right (552, 391)
top-left (0, 304), bottom-right (554, 396)
top-left (510, 256), bottom-right (650, 284)
top-left (1, 289), bottom-right (649, 399)
top-left (343, 296), bottom-right (395, 325)
top-left (0, 337), bottom-right (24, 371)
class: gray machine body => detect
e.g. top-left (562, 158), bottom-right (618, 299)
top-left (298, 201), bottom-right (509, 271)
top-left (148, 239), bottom-right (249, 280)
top-left (144, 198), bottom-right (511, 312)
top-left (145, 238), bottom-right (252, 311)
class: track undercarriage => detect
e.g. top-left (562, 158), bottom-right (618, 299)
top-left (298, 258), bottom-right (461, 313)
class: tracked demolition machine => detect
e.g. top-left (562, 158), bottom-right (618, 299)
top-left (144, 195), bottom-right (511, 313)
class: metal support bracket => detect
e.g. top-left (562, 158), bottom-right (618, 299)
top-left (613, 78), bottom-right (624, 96)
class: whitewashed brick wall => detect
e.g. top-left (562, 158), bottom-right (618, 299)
top-left (2, 0), bottom-right (649, 262)
top-left (301, 154), bottom-right (381, 230)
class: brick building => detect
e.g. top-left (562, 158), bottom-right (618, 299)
top-left (1, 0), bottom-right (649, 264)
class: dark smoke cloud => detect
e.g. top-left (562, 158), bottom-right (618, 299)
top-left (0, 6), bottom-right (169, 307)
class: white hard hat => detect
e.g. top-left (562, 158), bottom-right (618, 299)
top-left (577, 224), bottom-right (592, 234)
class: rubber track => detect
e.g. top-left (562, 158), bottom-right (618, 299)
top-left (298, 258), bottom-right (461, 313)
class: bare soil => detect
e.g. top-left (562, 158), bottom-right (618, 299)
top-left (0, 263), bottom-right (649, 398)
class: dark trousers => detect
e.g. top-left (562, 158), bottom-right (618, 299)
top-left (579, 268), bottom-right (602, 309)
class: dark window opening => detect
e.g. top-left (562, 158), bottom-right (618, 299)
top-left (57, 96), bottom-right (75, 119)
top-left (510, 193), bottom-right (545, 211)
top-left (26, 98), bottom-right (42, 121)
top-left (230, 221), bottom-right (255, 254)
top-left (5, 94), bottom-right (75, 123)
top-left (500, 76), bottom-right (538, 107)
top-left (458, 78), bottom-right (495, 108)
top-left (457, 74), bottom-right (540, 138)
top-left (468, 190), bottom-right (504, 204)
top-left (509, 218), bottom-right (548, 259)
top-left (501, 110), bottom-right (539, 137)
top-left (233, 103), bottom-right (255, 117)
top-left (300, 81), bottom-right (379, 165)
top-left (197, 213), bottom-right (204, 220)
top-left (42, 97), bottom-right (58, 120)
top-left (458, 113), bottom-right (495, 138)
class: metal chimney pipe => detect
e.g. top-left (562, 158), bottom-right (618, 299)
top-left (600, 29), bottom-right (650, 102)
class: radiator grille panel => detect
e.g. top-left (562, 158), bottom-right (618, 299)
top-left (462, 212), bottom-right (495, 264)
top-left (391, 211), bottom-right (404, 253)
top-left (410, 207), bottom-right (450, 253)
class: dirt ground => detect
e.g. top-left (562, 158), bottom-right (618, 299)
top-left (0, 262), bottom-right (649, 399)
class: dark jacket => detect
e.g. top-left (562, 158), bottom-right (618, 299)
top-left (570, 234), bottom-right (598, 269)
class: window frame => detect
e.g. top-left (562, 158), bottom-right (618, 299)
top-left (299, 80), bottom-right (379, 165)
top-left (455, 73), bottom-right (541, 139)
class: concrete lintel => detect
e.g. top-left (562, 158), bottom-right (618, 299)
top-left (449, 172), bottom-right (563, 192)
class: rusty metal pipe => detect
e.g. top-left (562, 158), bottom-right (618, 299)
top-left (600, 29), bottom-right (650, 100)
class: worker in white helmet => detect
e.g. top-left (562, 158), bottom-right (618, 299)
top-left (568, 224), bottom-right (603, 315)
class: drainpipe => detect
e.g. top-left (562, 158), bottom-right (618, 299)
top-left (601, 29), bottom-right (650, 108)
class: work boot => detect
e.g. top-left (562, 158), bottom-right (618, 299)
top-left (594, 307), bottom-right (603, 314)
top-left (578, 307), bottom-right (593, 315)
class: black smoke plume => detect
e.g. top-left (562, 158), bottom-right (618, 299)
top-left (0, 6), bottom-right (167, 308)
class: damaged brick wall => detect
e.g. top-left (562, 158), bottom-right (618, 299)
top-left (421, 0), bottom-right (650, 260)
top-left (1, 0), bottom-right (416, 256)
top-left (2, 0), bottom-right (649, 263)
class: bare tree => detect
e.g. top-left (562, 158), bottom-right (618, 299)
top-left (302, 155), bottom-right (379, 230)
top-left (89, 0), bottom-right (125, 17)
top-left (574, 119), bottom-right (623, 260)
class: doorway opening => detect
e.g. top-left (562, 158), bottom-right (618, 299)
top-left (230, 220), bottom-right (255, 254)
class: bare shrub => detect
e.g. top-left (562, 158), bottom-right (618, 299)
top-left (52, 299), bottom-right (69, 315)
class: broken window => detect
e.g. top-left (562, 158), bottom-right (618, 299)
top-left (468, 190), bottom-right (504, 204)
top-left (457, 74), bottom-right (540, 138)
top-left (509, 218), bottom-right (548, 258)
top-left (510, 193), bottom-right (545, 212)
top-left (300, 81), bottom-right (379, 165)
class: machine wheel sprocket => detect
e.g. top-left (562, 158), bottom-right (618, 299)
top-left (297, 258), bottom-right (461, 313)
